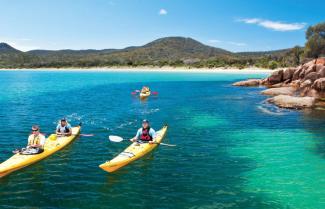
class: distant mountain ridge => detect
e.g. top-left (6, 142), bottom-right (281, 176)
top-left (0, 42), bottom-right (21, 53)
top-left (26, 37), bottom-right (232, 58)
top-left (0, 37), bottom-right (295, 68)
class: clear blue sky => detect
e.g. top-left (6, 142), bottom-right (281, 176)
top-left (0, 0), bottom-right (323, 52)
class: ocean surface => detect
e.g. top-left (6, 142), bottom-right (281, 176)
top-left (0, 70), bottom-right (324, 209)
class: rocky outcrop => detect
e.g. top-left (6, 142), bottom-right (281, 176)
top-left (283, 68), bottom-right (296, 81)
top-left (268, 95), bottom-right (315, 109)
top-left (317, 66), bottom-right (325, 77)
top-left (261, 87), bottom-right (296, 96)
top-left (232, 79), bottom-right (261, 86)
top-left (312, 78), bottom-right (325, 91)
top-left (232, 57), bottom-right (325, 110)
top-left (316, 57), bottom-right (325, 65)
top-left (267, 69), bottom-right (283, 85)
top-left (304, 72), bottom-right (318, 82)
top-left (292, 67), bottom-right (303, 80)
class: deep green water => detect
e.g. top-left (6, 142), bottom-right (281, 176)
top-left (0, 70), bottom-right (324, 209)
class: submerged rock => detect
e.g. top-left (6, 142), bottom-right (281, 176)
top-left (261, 87), bottom-right (296, 96)
top-left (268, 95), bottom-right (315, 109)
top-left (232, 79), bottom-right (261, 86)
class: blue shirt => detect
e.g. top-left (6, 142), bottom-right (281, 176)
top-left (135, 128), bottom-right (156, 140)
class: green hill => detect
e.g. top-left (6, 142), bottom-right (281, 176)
top-left (0, 37), bottom-right (295, 68)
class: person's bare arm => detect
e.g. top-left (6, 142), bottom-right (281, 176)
top-left (66, 127), bottom-right (72, 136)
top-left (129, 136), bottom-right (137, 142)
top-left (56, 127), bottom-right (62, 136)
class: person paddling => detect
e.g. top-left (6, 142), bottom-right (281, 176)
top-left (27, 125), bottom-right (46, 153)
top-left (56, 118), bottom-right (72, 137)
top-left (141, 86), bottom-right (150, 93)
top-left (13, 125), bottom-right (46, 154)
top-left (130, 119), bottom-right (156, 144)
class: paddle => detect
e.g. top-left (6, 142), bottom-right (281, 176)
top-left (131, 90), bottom-right (141, 95)
top-left (109, 135), bottom-right (124, 142)
top-left (80, 134), bottom-right (94, 137)
top-left (131, 90), bottom-right (159, 95)
top-left (12, 148), bottom-right (22, 154)
top-left (108, 135), bottom-right (176, 147)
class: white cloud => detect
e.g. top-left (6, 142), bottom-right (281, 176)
top-left (208, 39), bottom-right (221, 43)
top-left (227, 41), bottom-right (247, 46)
top-left (159, 9), bottom-right (167, 15)
top-left (238, 18), bottom-right (306, 31)
top-left (208, 39), bottom-right (247, 47)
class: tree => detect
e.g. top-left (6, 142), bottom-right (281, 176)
top-left (268, 60), bottom-right (278, 69)
top-left (304, 22), bottom-right (325, 60)
top-left (291, 46), bottom-right (303, 65)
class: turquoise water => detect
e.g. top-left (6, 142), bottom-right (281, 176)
top-left (0, 70), bottom-right (324, 209)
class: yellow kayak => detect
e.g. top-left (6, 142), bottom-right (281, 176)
top-left (139, 91), bottom-right (151, 99)
top-left (0, 126), bottom-right (81, 178)
top-left (99, 125), bottom-right (168, 173)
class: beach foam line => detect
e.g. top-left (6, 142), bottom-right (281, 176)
top-left (0, 67), bottom-right (274, 74)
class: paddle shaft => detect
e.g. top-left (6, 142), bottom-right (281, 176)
top-left (109, 136), bottom-right (175, 146)
top-left (133, 140), bottom-right (175, 147)
top-left (153, 142), bottom-right (176, 147)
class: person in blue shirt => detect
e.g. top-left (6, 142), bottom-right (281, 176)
top-left (56, 118), bottom-right (72, 136)
top-left (130, 119), bottom-right (156, 144)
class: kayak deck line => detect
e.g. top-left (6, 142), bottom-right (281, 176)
top-left (99, 125), bottom-right (168, 173)
top-left (0, 126), bottom-right (81, 178)
top-left (119, 152), bottom-right (136, 158)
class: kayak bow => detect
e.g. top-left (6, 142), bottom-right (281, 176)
top-left (139, 91), bottom-right (151, 99)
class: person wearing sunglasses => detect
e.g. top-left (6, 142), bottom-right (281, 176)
top-left (26, 125), bottom-right (46, 154)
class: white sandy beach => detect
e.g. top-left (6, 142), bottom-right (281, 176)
top-left (0, 66), bottom-right (273, 74)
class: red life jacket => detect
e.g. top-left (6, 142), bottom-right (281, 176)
top-left (140, 127), bottom-right (153, 141)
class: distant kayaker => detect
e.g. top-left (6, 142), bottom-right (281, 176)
top-left (56, 118), bottom-right (72, 136)
top-left (26, 125), bottom-right (46, 153)
top-left (141, 86), bottom-right (150, 93)
top-left (130, 119), bottom-right (156, 144)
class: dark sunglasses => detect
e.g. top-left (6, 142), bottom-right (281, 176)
top-left (32, 129), bottom-right (39, 132)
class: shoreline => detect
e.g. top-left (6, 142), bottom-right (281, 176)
top-left (0, 66), bottom-right (273, 74)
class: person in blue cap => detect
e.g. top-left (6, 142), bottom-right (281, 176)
top-left (130, 119), bottom-right (156, 144)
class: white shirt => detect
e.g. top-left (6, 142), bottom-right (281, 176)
top-left (28, 134), bottom-right (46, 147)
top-left (56, 124), bottom-right (72, 133)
